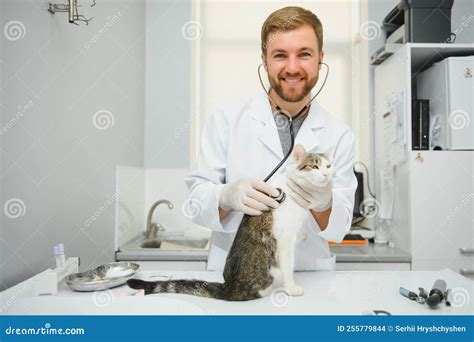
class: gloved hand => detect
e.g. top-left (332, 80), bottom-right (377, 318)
top-left (219, 178), bottom-right (280, 216)
top-left (286, 170), bottom-right (333, 212)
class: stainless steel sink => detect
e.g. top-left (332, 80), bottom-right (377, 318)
top-left (119, 232), bottom-right (210, 251)
top-left (116, 232), bottom-right (210, 261)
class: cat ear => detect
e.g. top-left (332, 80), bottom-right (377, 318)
top-left (292, 144), bottom-right (306, 163)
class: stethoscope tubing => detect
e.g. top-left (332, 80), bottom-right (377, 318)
top-left (258, 62), bottom-right (330, 183)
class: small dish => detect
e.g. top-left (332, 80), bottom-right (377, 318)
top-left (65, 262), bottom-right (139, 292)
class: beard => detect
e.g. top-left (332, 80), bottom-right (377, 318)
top-left (269, 71), bottom-right (318, 103)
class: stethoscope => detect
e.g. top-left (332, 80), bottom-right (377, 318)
top-left (257, 61), bottom-right (330, 186)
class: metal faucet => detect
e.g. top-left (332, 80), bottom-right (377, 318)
top-left (146, 199), bottom-right (174, 240)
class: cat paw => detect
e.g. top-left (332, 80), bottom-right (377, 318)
top-left (286, 285), bottom-right (304, 296)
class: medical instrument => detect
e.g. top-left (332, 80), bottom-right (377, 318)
top-left (418, 287), bottom-right (428, 300)
top-left (445, 289), bottom-right (452, 306)
top-left (399, 286), bottom-right (425, 304)
top-left (272, 188), bottom-right (286, 204)
top-left (400, 280), bottom-right (452, 308)
top-left (361, 310), bottom-right (391, 316)
top-left (426, 279), bottom-right (447, 307)
top-left (257, 62), bottom-right (330, 183)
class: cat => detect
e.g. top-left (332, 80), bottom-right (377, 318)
top-left (127, 144), bottom-right (335, 301)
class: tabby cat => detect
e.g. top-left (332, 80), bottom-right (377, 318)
top-left (127, 144), bottom-right (334, 301)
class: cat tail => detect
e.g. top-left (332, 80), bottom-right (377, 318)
top-left (127, 279), bottom-right (226, 299)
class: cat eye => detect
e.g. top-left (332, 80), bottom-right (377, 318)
top-left (327, 164), bottom-right (331, 168)
top-left (312, 165), bottom-right (319, 169)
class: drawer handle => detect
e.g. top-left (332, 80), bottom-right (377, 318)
top-left (459, 268), bottom-right (474, 275)
top-left (459, 248), bottom-right (474, 255)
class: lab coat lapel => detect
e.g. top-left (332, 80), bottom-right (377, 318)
top-left (248, 94), bottom-right (327, 158)
top-left (249, 94), bottom-right (284, 160)
top-left (259, 120), bottom-right (284, 159)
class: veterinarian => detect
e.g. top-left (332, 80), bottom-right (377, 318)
top-left (185, 6), bottom-right (357, 272)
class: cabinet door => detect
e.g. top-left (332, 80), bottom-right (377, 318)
top-left (336, 262), bottom-right (410, 271)
top-left (410, 151), bottom-right (473, 273)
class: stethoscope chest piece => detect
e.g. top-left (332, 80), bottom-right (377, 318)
top-left (270, 187), bottom-right (286, 204)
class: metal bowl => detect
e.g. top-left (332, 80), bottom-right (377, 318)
top-left (66, 262), bottom-right (140, 292)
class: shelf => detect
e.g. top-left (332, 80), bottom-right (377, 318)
top-left (409, 43), bottom-right (474, 73)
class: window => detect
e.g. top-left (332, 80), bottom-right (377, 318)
top-left (191, 0), bottom-right (362, 162)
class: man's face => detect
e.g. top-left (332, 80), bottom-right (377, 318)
top-left (262, 24), bottom-right (323, 103)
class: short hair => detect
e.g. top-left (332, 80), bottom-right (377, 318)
top-left (261, 6), bottom-right (323, 54)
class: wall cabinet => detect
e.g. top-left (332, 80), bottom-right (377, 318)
top-left (374, 43), bottom-right (474, 279)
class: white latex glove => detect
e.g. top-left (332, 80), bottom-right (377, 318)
top-left (286, 172), bottom-right (333, 212)
top-left (219, 178), bottom-right (280, 216)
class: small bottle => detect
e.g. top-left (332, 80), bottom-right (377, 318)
top-left (53, 245), bottom-right (62, 268)
top-left (58, 243), bottom-right (66, 267)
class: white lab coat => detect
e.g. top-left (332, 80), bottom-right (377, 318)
top-left (185, 92), bottom-right (357, 272)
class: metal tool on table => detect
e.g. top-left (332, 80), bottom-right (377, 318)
top-left (361, 310), bottom-right (392, 316)
top-left (399, 279), bottom-right (451, 308)
top-left (399, 286), bottom-right (425, 304)
top-left (426, 279), bottom-right (447, 307)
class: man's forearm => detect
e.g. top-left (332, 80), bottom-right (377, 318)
top-left (310, 207), bottom-right (332, 231)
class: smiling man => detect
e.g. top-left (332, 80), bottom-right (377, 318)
top-left (186, 6), bottom-right (357, 272)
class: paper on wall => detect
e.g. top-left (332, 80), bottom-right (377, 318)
top-left (379, 163), bottom-right (394, 220)
top-left (378, 89), bottom-right (407, 221)
top-left (392, 88), bottom-right (407, 165)
top-left (380, 111), bottom-right (395, 220)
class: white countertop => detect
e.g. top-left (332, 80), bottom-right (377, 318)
top-left (2, 269), bottom-right (472, 315)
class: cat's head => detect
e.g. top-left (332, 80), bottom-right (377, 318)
top-left (288, 144), bottom-right (335, 185)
